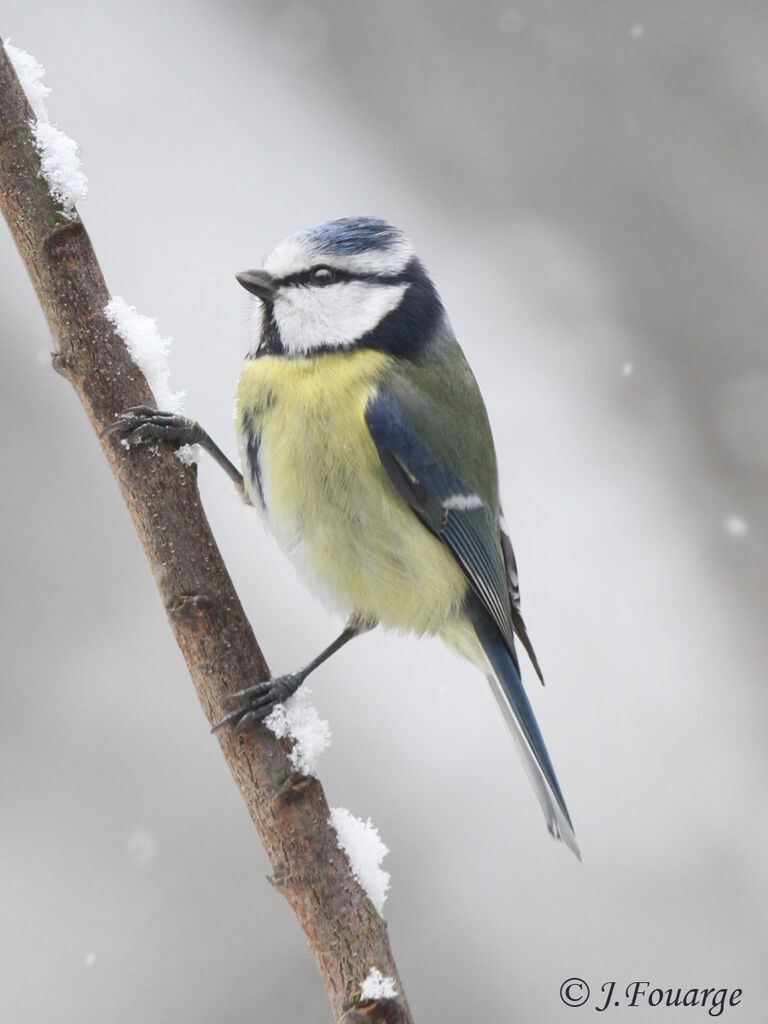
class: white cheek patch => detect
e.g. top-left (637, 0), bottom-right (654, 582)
top-left (273, 281), bottom-right (408, 355)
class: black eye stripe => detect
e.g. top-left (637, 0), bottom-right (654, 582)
top-left (276, 266), bottom-right (413, 288)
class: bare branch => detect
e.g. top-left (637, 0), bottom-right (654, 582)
top-left (0, 40), bottom-right (412, 1024)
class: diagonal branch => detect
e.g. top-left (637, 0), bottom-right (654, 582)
top-left (0, 40), bottom-right (412, 1024)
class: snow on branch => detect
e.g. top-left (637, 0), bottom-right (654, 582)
top-left (4, 41), bottom-right (88, 213)
top-left (330, 807), bottom-right (390, 915)
top-left (265, 687), bottom-right (332, 777)
top-left (360, 967), bottom-right (398, 1000)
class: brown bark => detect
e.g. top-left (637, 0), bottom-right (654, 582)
top-left (0, 40), bottom-right (412, 1024)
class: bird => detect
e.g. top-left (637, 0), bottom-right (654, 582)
top-left (105, 216), bottom-right (579, 857)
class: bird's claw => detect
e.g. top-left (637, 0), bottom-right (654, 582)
top-left (101, 407), bottom-right (203, 448)
top-left (211, 673), bottom-right (303, 734)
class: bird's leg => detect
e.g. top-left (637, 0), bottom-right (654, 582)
top-left (212, 617), bottom-right (376, 734)
top-left (101, 406), bottom-right (245, 495)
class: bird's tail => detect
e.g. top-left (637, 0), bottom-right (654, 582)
top-left (471, 603), bottom-right (580, 859)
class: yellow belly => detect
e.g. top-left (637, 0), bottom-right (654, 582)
top-left (236, 350), bottom-right (468, 634)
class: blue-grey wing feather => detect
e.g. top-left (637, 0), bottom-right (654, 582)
top-left (499, 520), bottom-right (545, 684)
top-left (365, 388), bottom-right (517, 656)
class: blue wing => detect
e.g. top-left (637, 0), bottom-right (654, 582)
top-left (365, 385), bottom-right (578, 855)
top-left (365, 388), bottom-right (517, 659)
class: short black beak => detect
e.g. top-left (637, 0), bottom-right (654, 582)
top-left (236, 269), bottom-right (277, 301)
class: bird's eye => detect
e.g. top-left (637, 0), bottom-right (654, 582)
top-left (310, 266), bottom-right (336, 286)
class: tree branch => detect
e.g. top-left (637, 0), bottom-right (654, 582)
top-left (0, 40), bottom-right (412, 1024)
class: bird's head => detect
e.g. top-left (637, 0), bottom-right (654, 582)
top-left (237, 216), bottom-right (443, 358)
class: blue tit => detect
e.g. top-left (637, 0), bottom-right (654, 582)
top-left (106, 216), bottom-right (578, 857)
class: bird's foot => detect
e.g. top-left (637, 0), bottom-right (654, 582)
top-left (101, 406), bottom-right (204, 448)
top-left (211, 673), bottom-right (304, 735)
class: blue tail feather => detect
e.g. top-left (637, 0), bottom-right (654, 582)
top-left (470, 601), bottom-right (579, 857)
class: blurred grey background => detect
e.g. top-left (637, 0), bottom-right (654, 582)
top-left (2, 2), bottom-right (767, 1021)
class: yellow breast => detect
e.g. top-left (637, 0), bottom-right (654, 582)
top-left (236, 349), bottom-right (467, 634)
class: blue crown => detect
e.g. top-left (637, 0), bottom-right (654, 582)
top-left (307, 216), bottom-right (402, 256)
